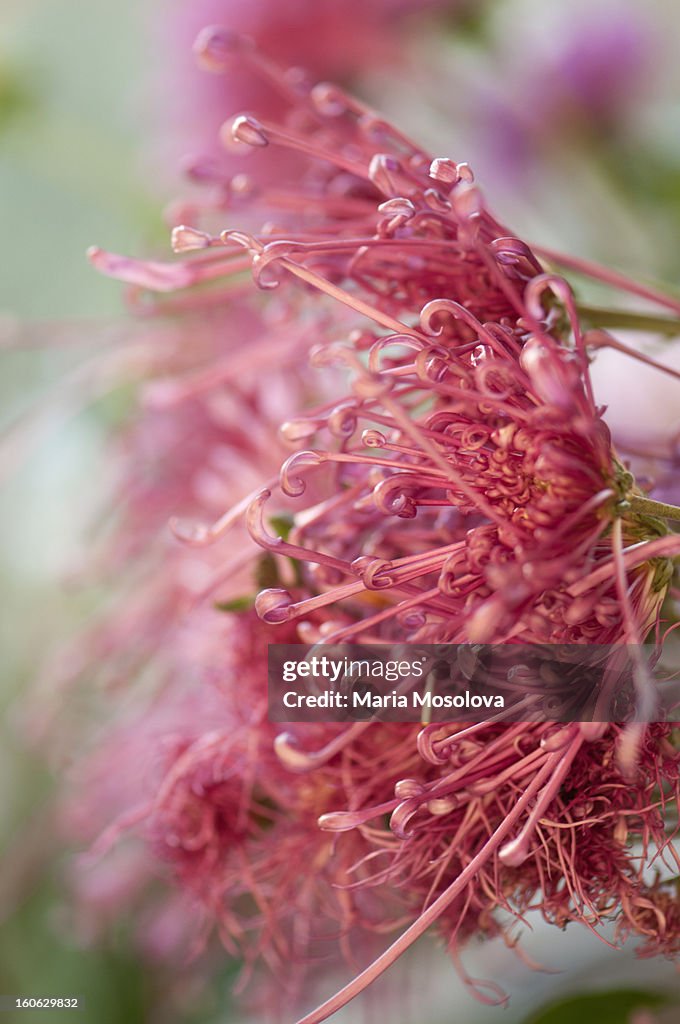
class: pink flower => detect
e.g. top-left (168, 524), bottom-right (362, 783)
top-left (141, 40), bottom-right (677, 654)
top-left (306, 720), bottom-right (680, 1018)
top-left (78, 31), bottom-right (680, 1024)
top-left (66, 610), bottom-right (443, 1007)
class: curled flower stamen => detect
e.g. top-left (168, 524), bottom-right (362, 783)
top-left (274, 724), bottom-right (370, 773)
top-left (295, 747), bottom-right (581, 1024)
top-left (247, 489), bottom-right (348, 573)
top-left (87, 246), bottom-right (249, 292)
top-left (169, 477), bottom-right (278, 546)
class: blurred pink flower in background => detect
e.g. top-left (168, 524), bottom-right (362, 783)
top-left (154, 0), bottom-right (457, 179)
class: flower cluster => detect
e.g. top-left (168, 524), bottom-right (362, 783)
top-left (70, 24), bottom-right (680, 1024)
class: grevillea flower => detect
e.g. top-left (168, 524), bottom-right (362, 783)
top-left (67, 608), bottom-right (474, 1010)
top-left (302, 720), bottom-right (680, 1016)
top-left (81, 29), bottom-right (680, 1024)
top-left (65, 610), bottom-right (388, 1004)
top-left (27, 293), bottom-right (339, 738)
top-left (46, 254), bottom-right (355, 997)
top-left (108, 28), bottom-right (680, 658)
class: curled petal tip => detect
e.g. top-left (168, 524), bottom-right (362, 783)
top-left (280, 419), bottom-right (318, 444)
top-left (318, 811), bottom-right (360, 832)
top-left (280, 450), bottom-right (325, 497)
top-left (224, 114), bottom-right (269, 149)
top-left (361, 429), bottom-right (386, 448)
top-left (311, 81), bottom-right (350, 117)
top-left (193, 26), bottom-right (252, 72)
top-left (171, 225), bottom-right (211, 254)
top-left (274, 732), bottom-right (314, 771)
top-left (456, 161), bottom-right (474, 183)
top-left (221, 229), bottom-right (260, 252)
top-left (168, 517), bottom-right (212, 546)
top-left (368, 153), bottom-right (401, 195)
top-left (393, 778), bottom-right (424, 799)
top-left (86, 247), bottom-right (193, 291)
top-left (498, 835), bottom-right (530, 867)
top-left (255, 588), bottom-right (293, 624)
top-left (377, 197), bottom-right (416, 219)
top-left (429, 157), bottom-right (459, 184)
top-left (319, 806), bottom-right (385, 832)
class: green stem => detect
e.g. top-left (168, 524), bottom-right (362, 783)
top-left (629, 495), bottom-right (680, 523)
top-left (577, 304), bottom-right (680, 337)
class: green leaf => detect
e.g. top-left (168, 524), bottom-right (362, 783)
top-left (577, 303), bottom-right (680, 336)
top-left (523, 988), bottom-right (669, 1024)
top-left (268, 514), bottom-right (294, 541)
top-left (256, 552), bottom-right (280, 590)
top-left (213, 596), bottom-right (254, 613)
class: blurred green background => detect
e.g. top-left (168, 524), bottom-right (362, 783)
top-left (0, 0), bottom-right (158, 318)
top-left (1, 2), bottom-right (172, 1022)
